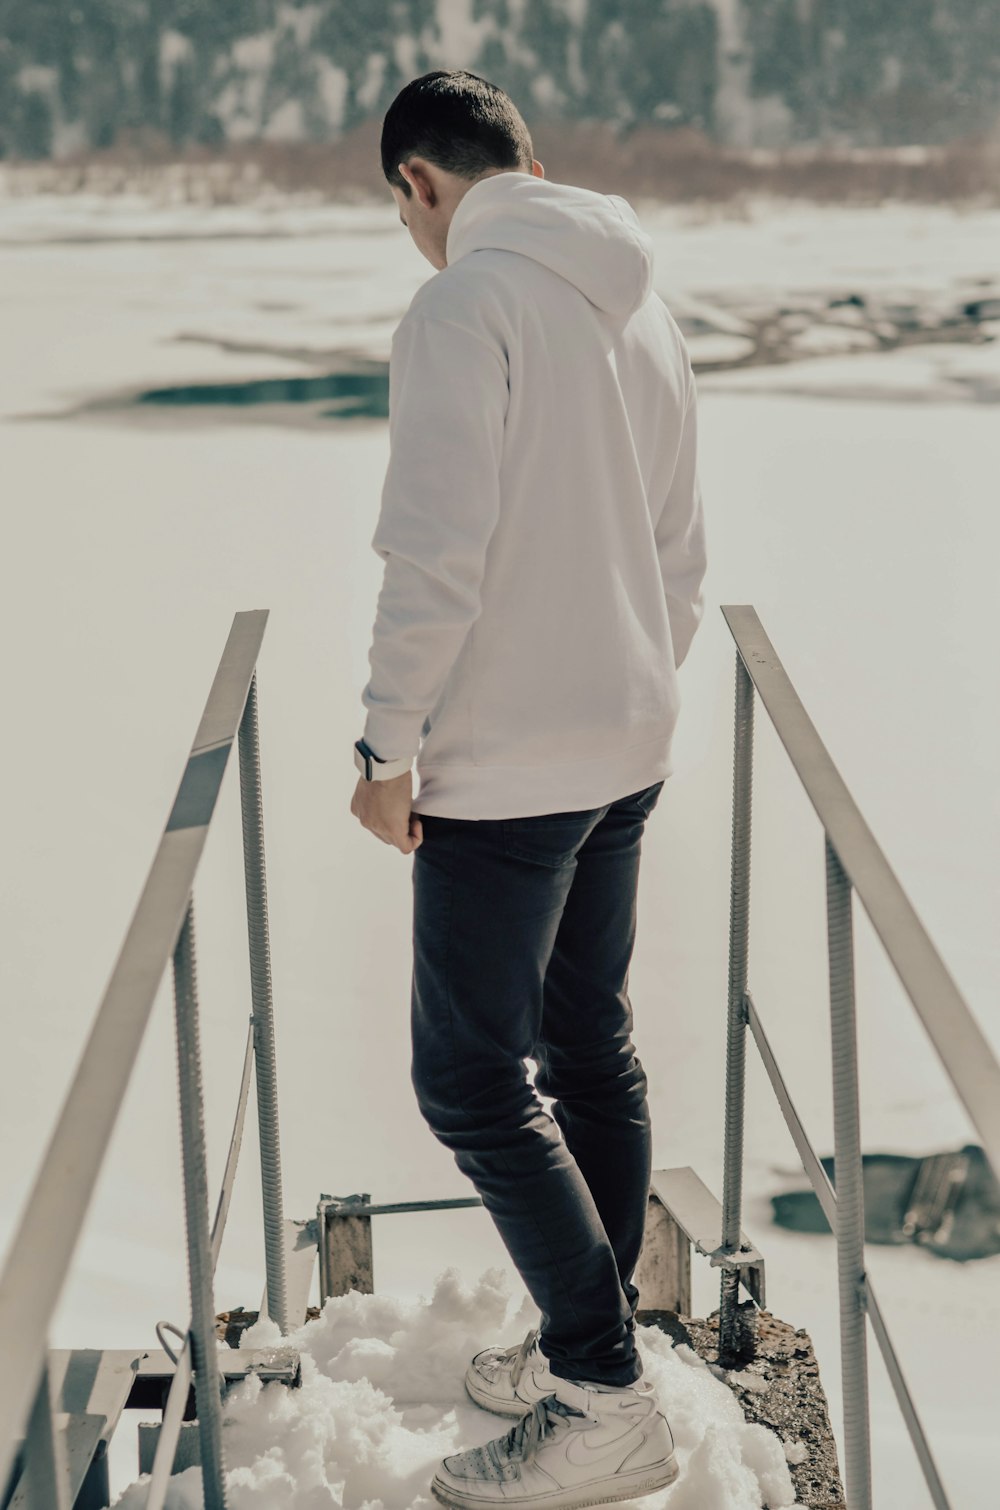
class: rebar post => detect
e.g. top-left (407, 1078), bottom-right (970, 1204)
top-left (719, 652), bottom-right (754, 1364)
top-left (825, 837), bottom-right (873, 1510)
top-left (237, 671), bottom-right (289, 1336)
top-left (173, 899), bottom-right (229, 1510)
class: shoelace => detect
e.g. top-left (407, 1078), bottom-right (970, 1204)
top-left (488, 1394), bottom-right (584, 1472)
top-left (490, 1326), bottom-right (540, 1388)
top-left (509, 1327), bottom-right (540, 1388)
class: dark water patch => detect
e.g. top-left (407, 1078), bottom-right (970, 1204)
top-left (11, 351), bottom-right (391, 427)
top-left (134, 365), bottom-right (388, 419)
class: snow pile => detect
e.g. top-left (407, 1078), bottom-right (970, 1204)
top-left (111, 1268), bottom-right (797, 1508)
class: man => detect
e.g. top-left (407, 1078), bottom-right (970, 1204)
top-left (351, 70), bottom-right (707, 1510)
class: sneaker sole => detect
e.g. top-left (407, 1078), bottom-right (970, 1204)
top-left (430, 1455), bottom-right (679, 1510)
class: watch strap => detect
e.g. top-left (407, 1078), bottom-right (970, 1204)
top-left (355, 738), bottom-right (413, 781)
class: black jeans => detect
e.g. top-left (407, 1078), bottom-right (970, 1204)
top-left (410, 779), bottom-right (664, 1388)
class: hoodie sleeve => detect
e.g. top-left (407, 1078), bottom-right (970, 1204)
top-left (654, 373), bottom-right (708, 670)
top-left (360, 311), bottom-right (509, 761)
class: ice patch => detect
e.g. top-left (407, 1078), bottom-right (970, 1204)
top-left (111, 1269), bottom-right (797, 1508)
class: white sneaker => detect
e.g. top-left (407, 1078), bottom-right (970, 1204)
top-left (432, 1376), bottom-right (679, 1508)
top-left (465, 1328), bottom-right (655, 1420)
top-left (465, 1328), bottom-right (559, 1417)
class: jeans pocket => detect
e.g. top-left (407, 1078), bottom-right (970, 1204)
top-left (503, 811), bottom-right (600, 869)
top-left (626, 780), bottom-right (665, 819)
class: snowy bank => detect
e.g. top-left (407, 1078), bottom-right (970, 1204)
top-left (111, 1269), bottom-right (798, 1508)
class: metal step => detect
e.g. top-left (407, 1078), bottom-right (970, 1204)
top-left (650, 1166), bottom-right (765, 1306)
top-left (8, 1351), bottom-right (143, 1510)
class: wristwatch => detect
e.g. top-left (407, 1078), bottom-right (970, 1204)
top-left (354, 737), bottom-right (413, 782)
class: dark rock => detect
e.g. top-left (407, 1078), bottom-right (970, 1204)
top-left (643, 1306), bottom-right (846, 1508)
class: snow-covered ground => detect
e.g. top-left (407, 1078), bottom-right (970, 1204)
top-left (111, 1273), bottom-right (800, 1509)
top-left (1, 188), bottom-right (998, 1507)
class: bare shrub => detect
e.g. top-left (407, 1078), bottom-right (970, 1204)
top-left (2, 119), bottom-right (998, 207)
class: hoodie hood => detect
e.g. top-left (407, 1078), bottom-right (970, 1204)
top-left (445, 172), bottom-right (654, 320)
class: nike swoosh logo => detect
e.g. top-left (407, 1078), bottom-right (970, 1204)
top-left (564, 1426), bottom-right (645, 1468)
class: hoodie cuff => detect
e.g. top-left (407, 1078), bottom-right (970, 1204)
top-left (361, 707), bottom-right (421, 765)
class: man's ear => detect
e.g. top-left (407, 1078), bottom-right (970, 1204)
top-left (531, 159), bottom-right (545, 179)
top-left (399, 159), bottom-right (437, 210)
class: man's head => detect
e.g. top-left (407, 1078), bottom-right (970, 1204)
top-left (381, 69), bottom-right (544, 269)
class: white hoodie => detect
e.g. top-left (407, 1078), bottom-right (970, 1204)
top-left (360, 170), bottom-right (707, 819)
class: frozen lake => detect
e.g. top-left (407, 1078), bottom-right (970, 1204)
top-left (2, 188), bottom-right (999, 1505)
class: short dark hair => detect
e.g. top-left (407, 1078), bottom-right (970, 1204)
top-left (381, 70), bottom-right (534, 196)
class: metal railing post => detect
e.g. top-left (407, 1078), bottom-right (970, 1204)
top-left (173, 899), bottom-right (229, 1510)
top-left (0, 613), bottom-right (270, 1497)
top-left (237, 670), bottom-right (289, 1336)
top-left (825, 837), bottom-right (872, 1510)
top-left (18, 1355), bottom-right (68, 1510)
top-left (719, 651), bottom-right (754, 1364)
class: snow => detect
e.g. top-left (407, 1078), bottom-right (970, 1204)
top-left (1, 187), bottom-right (998, 1506)
top-left (315, 59), bottom-right (350, 135)
top-left (262, 100), bottom-right (308, 145)
top-left (356, 54), bottom-right (390, 118)
top-left (110, 1270), bottom-right (796, 1508)
top-left (160, 31), bottom-right (193, 69)
top-left (433, 0), bottom-right (498, 70)
top-left (637, 199), bottom-right (1000, 300)
top-left (683, 332), bottom-right (756, 364)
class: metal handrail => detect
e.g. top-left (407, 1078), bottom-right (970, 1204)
top-left (0, 610), bottom-right (287, 1509)
top-left (722, 605), bottom-right (1000, 1175)
top-left (717, 603), bottom-right (999, 1510)
top-left (4, 601), bottom-right (993, 1508)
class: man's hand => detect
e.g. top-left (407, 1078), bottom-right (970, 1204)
top-left (351, 768), bottom-right (423, 854)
